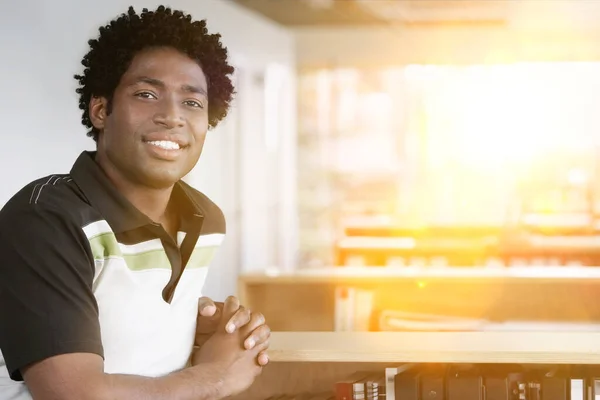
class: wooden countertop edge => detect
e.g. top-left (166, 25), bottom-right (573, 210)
top-left (267, 331), bottom-right (600, 364)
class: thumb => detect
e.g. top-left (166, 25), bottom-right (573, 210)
top-left (198, 296), bottom-right (217, 317)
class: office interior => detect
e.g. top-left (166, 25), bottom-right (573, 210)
top-left (5, 0), bottom-right (600, 400)
top-left (5, 0), bottom-right (600, 332)
top-left (5, 1), bottom-right (600, 397)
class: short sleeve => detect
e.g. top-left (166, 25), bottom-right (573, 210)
top-left (0, 204), bottom-right (103, 381)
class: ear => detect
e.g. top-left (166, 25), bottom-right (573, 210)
top-left (89, 96), bottom-right (109, 130)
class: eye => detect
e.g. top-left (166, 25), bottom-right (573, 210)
top-left (183, 100), bottom-right (204, 109)
top-left (135, 91), bottom-right (157, 100)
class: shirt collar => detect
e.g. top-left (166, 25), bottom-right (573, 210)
top-left (70, 151), bottom-right (203, 233)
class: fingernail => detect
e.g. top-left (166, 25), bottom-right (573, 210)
top-left (226, 323), bottom-right (235, 333)
top-left (201, 305), bottom-right (216, 316)
top-left (246, 339), bottom-right (255, 349)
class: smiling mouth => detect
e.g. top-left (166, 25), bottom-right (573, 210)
top-left (145, 140), bottom-right (184, 151)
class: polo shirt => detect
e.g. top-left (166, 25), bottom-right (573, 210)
top-left (0, 151), bottom-right (225, 399)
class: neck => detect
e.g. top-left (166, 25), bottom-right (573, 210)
top-left (116, 180), bottom-right (173, 224)
top-left (95, 155), bottom-right (173, 225)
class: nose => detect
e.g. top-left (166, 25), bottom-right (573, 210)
top-left (152, 97), bottom-right (184, 129)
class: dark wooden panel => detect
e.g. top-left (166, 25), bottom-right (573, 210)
top-left (228, 0), bottom-right (387, 26)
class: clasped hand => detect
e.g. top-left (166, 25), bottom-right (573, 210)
top-left (192, 295), bottom-right (270, 366)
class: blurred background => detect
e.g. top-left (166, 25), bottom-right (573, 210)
top-left (4, 0), bottom-right (600, 332)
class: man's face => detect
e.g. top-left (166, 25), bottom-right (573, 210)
top-left (91, 46), bottom-right (209, 189)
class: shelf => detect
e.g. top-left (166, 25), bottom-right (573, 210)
top-left (268, 331), bottom-right (600, 364)
top-left (241, 266), bottom-right (600, 284)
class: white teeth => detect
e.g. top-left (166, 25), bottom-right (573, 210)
top-left (148, 140), bottom-right (181, 150)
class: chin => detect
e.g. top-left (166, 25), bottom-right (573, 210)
top-left (131, 155), bottom-right (197, 189)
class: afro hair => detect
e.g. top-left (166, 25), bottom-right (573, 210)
top-left (74, 5), bottom-right (235, 141)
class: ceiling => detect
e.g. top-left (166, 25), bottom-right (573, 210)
top-left (227, 0), bottom-right (515, 27)
top-left (228, 0), bottom-right (600, 30)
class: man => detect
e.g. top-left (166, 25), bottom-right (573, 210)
top-left (0, 5), bottom-right (270, 400)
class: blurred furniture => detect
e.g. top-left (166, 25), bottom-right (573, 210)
top-left (238, 267), bottom-right (600, 332)
top-left (336, 221), bottom-right (600, 267)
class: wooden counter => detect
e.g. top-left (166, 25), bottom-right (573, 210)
top-left (234, 331), bottom-right (600, 399)
top-left (234, 269), bottom-right (600, 397)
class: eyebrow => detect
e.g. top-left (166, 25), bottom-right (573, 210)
top-left (132, 76), bottom-right (207, 97)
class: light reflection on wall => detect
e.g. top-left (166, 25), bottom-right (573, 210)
top-left (402, 62), bottom-right (600, 226)
top-left (297, 62), bottom-right (600, 265)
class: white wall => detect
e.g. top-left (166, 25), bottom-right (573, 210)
top-left (0, 0), bottom-right (297, 300)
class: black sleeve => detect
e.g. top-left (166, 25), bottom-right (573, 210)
top-left (0, 204), bottom-right (103, 381)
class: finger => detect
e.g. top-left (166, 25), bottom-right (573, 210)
top-left (225, 306), bottom-right (251, 334)
top-left (252, 339), bottom-right (270, 358)
top-left (197, 297), bottom-right (217, 317)
top-left (195, 306), bottom-right (222, 335)
top-left (257, 351), bottom-right (269, 367)
top-left (241, 312), bottom-right (265, 336)
top-left (218, 296), bottom-right (241, 332)
top-left (244, 322), bottom-right (271, 350)
top-left (194, 332), bottom-right (211, 348)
